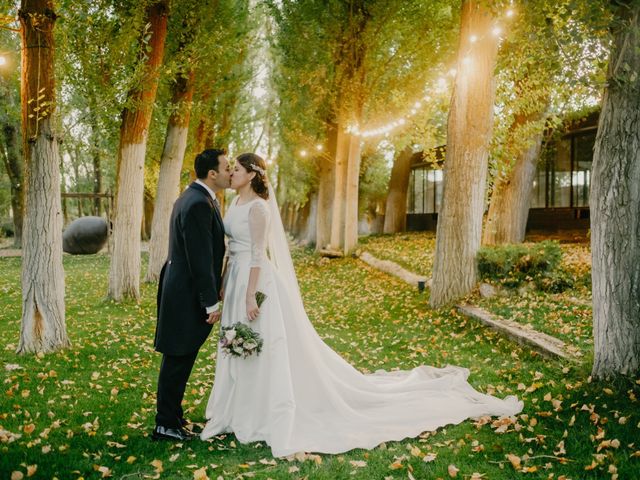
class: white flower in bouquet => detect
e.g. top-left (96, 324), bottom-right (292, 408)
top-left (245, 342), bottom-right (257, 350)
top-left (224, 329), bottom-right (237, 342)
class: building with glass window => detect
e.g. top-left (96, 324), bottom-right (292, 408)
top-left (407, 112), bottom-right (598, 232)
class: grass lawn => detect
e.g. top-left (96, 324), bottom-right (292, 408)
top-left (1, 243), bottom-right (638, 479)
top-left (360, 233), bottom-right (594, 357)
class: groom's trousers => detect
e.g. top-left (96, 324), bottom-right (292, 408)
top-left (155, 350), bottom-right (199, 428)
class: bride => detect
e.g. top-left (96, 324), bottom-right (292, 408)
top-left (201, 152), bottom-right (523, 457)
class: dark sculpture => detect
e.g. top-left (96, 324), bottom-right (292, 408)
top-left (62, 216), bottom-right (109, 255)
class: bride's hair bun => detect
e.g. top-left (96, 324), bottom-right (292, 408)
top-left (236, 153), bottom-right (269, 200)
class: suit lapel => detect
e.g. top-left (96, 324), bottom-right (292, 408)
top-left (188, 182), bottom-right (223, 233)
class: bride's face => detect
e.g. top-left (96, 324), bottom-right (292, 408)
top-left (230, 163), bottom-right (256, 190)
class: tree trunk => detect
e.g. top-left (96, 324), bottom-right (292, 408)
top-left (343, 132), bottom-right (362, 253)
top-left (146, 69), bottom-right (195, 282)
top-left (591, 1), bottom-right (640, 378)
top-left (383, 146), bottom-right (412, 234)
top-left (483, 112), bottom-right (546, 245)
top-left (315, 122), bottom-right (336, 251)
top-left (304, 192), bottom-right (318, 246)
top-left (108, 0), bottom-right (168, 301)
top-left (88, 101), bottom-right (102, 217)
top-left (430, 0), bottom-right (499, 307)
top-left (329, 117), bottom-right (349, 250)
top-left (1, 121), bottom-right (24, 247)
top-left (17, 0), bottom-right (69, 354)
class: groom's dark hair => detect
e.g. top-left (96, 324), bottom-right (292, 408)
top-left (195, 148), bottom-right (226, 179)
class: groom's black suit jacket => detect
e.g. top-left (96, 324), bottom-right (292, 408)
top-left (155, 182), bottom-right (225, 356)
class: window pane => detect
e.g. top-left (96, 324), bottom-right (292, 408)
top-left (572, 133), bottom-right (594, 207)
top-left (407, 171), bottom-right (415, 213)
top-left (550, 139), bottom-right (571, 207)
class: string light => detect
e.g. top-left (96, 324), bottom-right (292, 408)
top-left (315, 144), bottom-right (323, 151)
top-left (0, 56), bottom-right (6, 66)
top-left (342, 5), bottom-right (516, 140)
top-left (299, 149), bottom-right (308, 157)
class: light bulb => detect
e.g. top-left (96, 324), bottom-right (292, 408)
top-left (492, 26), bottom-right (502, 37)
top-left (300, 150), bottom-right (308, 157)
top-left (470, 35), bottom-right (478, 43)
top-left (0, 56), bottom-right (6, 66)
top-left (316, 144), bottom-right (323, 151)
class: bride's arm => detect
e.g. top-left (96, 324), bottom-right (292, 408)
top-left (246, 202), bottom-right (269, 321)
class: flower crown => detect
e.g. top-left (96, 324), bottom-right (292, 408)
top-left (248, 164), bottom-right (266, 177)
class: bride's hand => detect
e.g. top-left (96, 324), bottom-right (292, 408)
top-left (246, 294), bottom-right (260, 321)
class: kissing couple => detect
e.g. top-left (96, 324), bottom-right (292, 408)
top-left (152, 148), bottom-right (523, 457)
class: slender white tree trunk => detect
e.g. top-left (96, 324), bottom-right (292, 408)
top-left (146, 124), bottom-right (189, 282)
top-left (430, 0), bottom-right (499, 307)
top-left (108, 1), bottom-right (168, 301)
top-left (591, 1), bottom-right (640, 379)
top-left (329, 120), bottom-right (349, 251)
top-left (343, 133), bottom-right (362, 254)
top-left (315, 125), bottom-right (336, 251)
top-left (109, 142), bottom-right (147, 299)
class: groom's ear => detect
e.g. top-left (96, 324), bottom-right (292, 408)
top-left (208, 169), bottom-right (218, 180)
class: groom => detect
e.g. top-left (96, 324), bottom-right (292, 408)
top-left (152, 148), bottom-right (231, 441)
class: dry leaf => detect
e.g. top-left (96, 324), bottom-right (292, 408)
top-left (505, 454), bottom-right (521, 469)
top-left (193, 467), bottom-right (209, 480)
top-left (448, 464), bottom-right (459, 477)
top-left (151, 459), bottom-right (163, 474)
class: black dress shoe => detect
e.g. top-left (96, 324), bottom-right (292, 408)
top-left (151, 425), bottom-right (195, 442)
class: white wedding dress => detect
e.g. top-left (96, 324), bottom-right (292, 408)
top-left (201, 187), bottom-right (523, 457)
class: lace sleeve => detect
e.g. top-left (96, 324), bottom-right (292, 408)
top-left (248, 200), bottom-right (270, 267)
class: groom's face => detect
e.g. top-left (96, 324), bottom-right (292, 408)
top-left (213, 156), bottom-right (232, 189)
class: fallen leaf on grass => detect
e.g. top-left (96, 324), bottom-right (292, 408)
top-left (350, 460), bottom-right (367, 468)
top-left (150, 459), bottom-right (163, 474)
top-left (448, 464), bottom-right (459, 477)
top-left (93, 465), bottom-right (111, 478)
top-left (193, 467), bottom-right (209, 480)
top-left (505, 454), bottom-right (521, 469)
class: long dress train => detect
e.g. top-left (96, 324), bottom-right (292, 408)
top-left (201, 193), bottom-right (522, 457)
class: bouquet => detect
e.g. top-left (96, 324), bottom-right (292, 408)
top-left (219, 322), bottom-right (264, 358)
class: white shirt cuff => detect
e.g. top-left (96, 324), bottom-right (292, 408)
top-left (205, 302), bottom-right (221, 314)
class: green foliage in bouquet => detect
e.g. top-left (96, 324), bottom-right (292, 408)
top-left (477, 240), bottom-right (573, 292)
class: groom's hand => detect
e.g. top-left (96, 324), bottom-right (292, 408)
top-left (206, 311), bottom-right (221, 324)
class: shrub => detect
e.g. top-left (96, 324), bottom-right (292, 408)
top-left (477, 240), bottom-right (569, 291)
